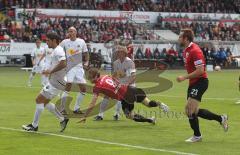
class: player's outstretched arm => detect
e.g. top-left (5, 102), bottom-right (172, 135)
top-left (78, 94), bottom-right (98, 123)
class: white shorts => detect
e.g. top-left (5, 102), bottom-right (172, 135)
top-left (65, 67), bottom-right (86, 84)
top-left (40, 83), bottom-right (61, 100)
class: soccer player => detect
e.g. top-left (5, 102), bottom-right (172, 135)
top-left (176, 29), bottom-right (228, 142)
top-left (78, 68), bottom-right (169, 124)
top-left (94, 45), bottom-right (136, 121)
top-left (28, 39), bottom-right (45, 87)
top-left (22, 32), bottom-right (69, 132)
top-left (60, 27), bottom-right (89, 114)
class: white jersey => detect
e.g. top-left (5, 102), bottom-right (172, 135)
top-left (43, 45), bottom-right (53, 66)
top-left (60, 38), bottom-right (88, 68)
top-left (31, 47), bottom-right (45, 65)
top-left (48, 45), bottom-right (67, 89)
top-left (50, 45), bottom-right (66, 71)
top-left (41, 45), bottom-right (53, 71)
top-left (113, 57), bottom-right (136, 86)
top-left (41, 45), bottom-right (66, 99)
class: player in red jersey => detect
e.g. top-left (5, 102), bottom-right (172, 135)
top-left (78, 68), bottom-right (169, 124)
top-left (176, 29), bottom-right (228, 143)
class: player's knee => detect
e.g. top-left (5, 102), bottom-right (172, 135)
top-left (36, 95), bottom-right (42, 103)
top-left (80, 86), bottom-right (86, 93)
top-left (188, 113), bottom-right (197, 119)
top-left (36, 94), bottom-right (48, 104)
top-left (65, 83), bottom-right (72, 91)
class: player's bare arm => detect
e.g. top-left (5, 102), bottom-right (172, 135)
top-left (78, 93), bottom-right (99, 123)
top-left (126, 72), bottom-right (136, 85)
top-left (31, 57), bottom-right (35, 66)
top-left (112, 70), bottom-right (125, 79)
top-left (177, 65), bottom-right (204, 82)
top-left (42, 60), bottom-right (66, 75)
top-left (83, 52), bottom-right (90, 69)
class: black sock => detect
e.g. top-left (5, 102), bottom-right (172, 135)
top-left (133, 114), bottom-right (152, 123)
top-left (148, 101), bottom-right (159, 107)
top-left (189, 114), bottom-right (201, 137)
top-left (198, 109), bottom-right (222, 123)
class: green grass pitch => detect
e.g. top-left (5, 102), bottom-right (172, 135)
top-left (0, 67), bottom-right (239, 155)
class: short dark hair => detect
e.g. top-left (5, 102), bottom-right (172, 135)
top-left (46, 32), bottom-right (61, 43)
top-left (181, 29), bottom-right (194, 42)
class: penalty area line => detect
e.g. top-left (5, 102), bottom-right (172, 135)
top-left (0, 126), bottom-right (198, 155)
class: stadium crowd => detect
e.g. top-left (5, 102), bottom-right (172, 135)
top-left (1, 16), bottom-right (239, 42)
top-left (133, 45), bottom-right (234, 67)
top-left (0, 17), bottom-right (158, 42)
top-left (2, 0), bottom-right (239, 13)
top-left (164, 21), bottom-right (240, 41)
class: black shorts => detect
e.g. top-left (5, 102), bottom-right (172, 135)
top-left (121, 86), bottom-right (147, 116)
top-left (187, 78), bottom-right (208, 102)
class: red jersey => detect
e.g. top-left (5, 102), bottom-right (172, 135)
top-left (93, 75), bottom-right (128, 100)
top-left (183, 42), bottom-right (207, 86)
top-left (167, 49), bottom-right (178, 57)
top-left (127, 45), bottom-right (134, 60)
top-left (145, 48), bottom-right (152, 59)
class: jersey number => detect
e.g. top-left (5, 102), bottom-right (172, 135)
top-left (106, 79), bottom-right (117, 87)
top-left (190, 89), bottom-right (198, 96)
top-left (105, 79), bottom-right (120, 94)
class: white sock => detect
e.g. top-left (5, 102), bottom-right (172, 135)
top-left (60, 91), bottom-right (69, 111)
top-left (98, 98), bottom-right (109, 117)
top-left (45, 103), bottom-right (64, 122)
top-left (32, 103), bottom-right (44, 128)
top-left (74, 92), bottom-right (85, 111)
top-left (114, 100), bottom-right (122, 116)
top-left (28, 73), bottom-right (34, 84)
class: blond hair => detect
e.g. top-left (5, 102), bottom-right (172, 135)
top-left (117, 45), bottom-right (128, 56)
top-left (88, 68), bottom-right (100, 80)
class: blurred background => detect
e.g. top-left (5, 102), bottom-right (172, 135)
top-left (0, 0), bottom-right (239, 70)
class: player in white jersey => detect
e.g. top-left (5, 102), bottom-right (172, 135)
top-left (95, 45), bottom-right (136, 121)
top-left (40, 45), bottom-right (53, 86)
top-left (28, 39), bottom-right (45, 87)
top-left (60, 27), bottom-right (89, 114)
top-left (22, 32), bottom-right (69, 132)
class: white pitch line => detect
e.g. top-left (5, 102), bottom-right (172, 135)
top-left (0, 126), bottom-right (198, 155)
top-left (1, 84), bottom-right (238, 101)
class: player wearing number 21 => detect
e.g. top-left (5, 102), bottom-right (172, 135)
top-left (176, 29), bottom-right (228, 143)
